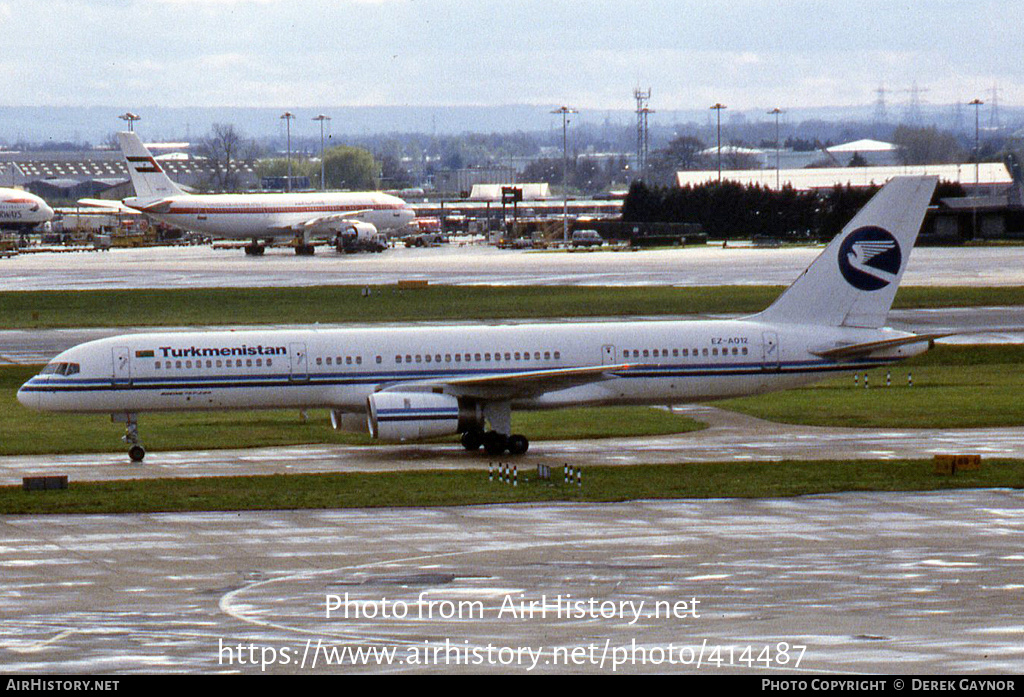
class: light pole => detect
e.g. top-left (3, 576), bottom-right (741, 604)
top-left (118, 112), bottom-right (140, 132)
top-left (280, 111), bottom-right (295, 192)
top-left (710, 103), bottom-right (727, 183)
top-left (969, 98), bottom-right (984, 239)
top-left (551, 106), bottom-right (577, 242)
top-left (768, 107), bottom-right (783, 189)
top-left (312, 114), bottom-right (330, 191)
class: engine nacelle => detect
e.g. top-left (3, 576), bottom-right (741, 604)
top-left (334, 222), bottom-right (385, 253)
top-left (329, 409), bottom-right (370, 433)
top-left (367, 391), bottom-right (481, 441)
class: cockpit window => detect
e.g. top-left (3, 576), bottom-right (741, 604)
top-left (39, 362), bottom-right (80, 376)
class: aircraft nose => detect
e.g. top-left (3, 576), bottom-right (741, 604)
top-left (16, 382), bottom-right (36, 409)
top-left (16, 380), bottom-right (33, 407)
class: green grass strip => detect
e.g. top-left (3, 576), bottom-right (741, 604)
top-left (3, 285), bottom-right (1024, 329)
top-left (718, 345), bottom-right (1024, 428)
top-left (2, 460), bottom-right (1021, 515)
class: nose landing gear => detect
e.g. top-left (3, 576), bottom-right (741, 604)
top-left (113, 413), bottom-right (146, 463)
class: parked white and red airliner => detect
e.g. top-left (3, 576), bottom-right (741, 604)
top-left (105, 132), bottom-right (415, 255)
top-left (0, 188), bottom-right (53, 230)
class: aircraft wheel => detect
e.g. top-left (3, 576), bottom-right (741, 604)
top-left (461, 429), bottom-right (484, 451)
top-left (482, 431), bottom-right (508, 456)
top-left (507, 434), bottom-right (529, 456)
top-left (244, 243), bottom-right (264, 256)
top-left (128, 445), bottom-right (146, 463)
top-left (295, 244), bottom-right (316, 256)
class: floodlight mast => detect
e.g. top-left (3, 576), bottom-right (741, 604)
top-left (551, 106), bottom-right (577, 242)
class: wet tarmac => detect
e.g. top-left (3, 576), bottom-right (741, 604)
top-left (5, 243), bottom-right (1024, 290)
top-left (0, 490), bottom-right (1020, 673)
top-left (3, 406), bottom-right (1024, 486)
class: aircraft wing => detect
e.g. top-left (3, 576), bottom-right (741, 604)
top-left (811, 333), bottom-right (950, 360)
top-left (380, 363), bottom-right (632, 400)
top-left (75, 198), bottom-right (137, 213)
top-left (272, 210), bottom-right (373, 233)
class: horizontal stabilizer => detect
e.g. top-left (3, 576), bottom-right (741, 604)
top-left (811, 333), bottom-right (950, 360)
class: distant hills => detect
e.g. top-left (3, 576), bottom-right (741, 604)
top-left (0, 104), bottom-right (1019, 146)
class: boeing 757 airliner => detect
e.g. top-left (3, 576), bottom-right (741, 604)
top-left (19, 176), bottom-right (939, 462)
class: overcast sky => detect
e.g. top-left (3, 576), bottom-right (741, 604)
top-left (2, 0), bottom-right (1020, 112)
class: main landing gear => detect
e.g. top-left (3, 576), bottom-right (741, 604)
top-left (461, 428), bottom-right (530, 456)
top-left (113, 413), bottom-right (146, 463)
top-left (243, 242), bottom-right (265, 256)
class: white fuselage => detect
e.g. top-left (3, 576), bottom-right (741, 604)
top-left (0, 188), bottom-right (54, 229)
top-left (126, 191), bottom-right (415, 239)
top-left (17, 319), bottom-right (924, 415)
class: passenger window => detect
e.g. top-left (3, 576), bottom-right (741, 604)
top-left (742, 347), bottom-right (749, 355)
top-left (484, 353), bottom-right (491, 361)
top-left (642, 350), bottom-right (649, 358)
top-left (455, 354), bottom-right (461, 362)
top-left (534, 352), bottom-right (540, 360)
top-left (256, 359), bottom-right (262, 367)
top-left (246, 359), bottom-right (252, 367)
top-left (425, 355), bottom-right (432, 363)
top-left (475, 353), bottom-right (481, 361)
top-left (435, 354), bottom-right (441, 363)
top-left (357, 356), bottom-right (362, 365)
top-left (176, 361), bottom-right (182, 369)
top-left (702, 348), bottom-right (708, 357)
top-left (316, 357), bottom-right (322, 366)
top-left (415, 355), bottom-right (422, 363)
top-left (155, 362), bottom-right (161, 370)
top-left (544, 351), bottom-right (550, 360)
top-left (326, 357), bottom-right (332, 365)
top-left (186, 360), bottom-right (192, 368)
top-left (396, 355), bottom-right (402, 363)
top-left (445, 354), bottom-right (451, 362)
top-left (267, 359), bottom-right (273, 367)
top-left (216, 360), bottom-right (222, 368)
top-left (376, 356), bottom-right (382, 364)
top-left (554, 351), bottom-right (560, 359)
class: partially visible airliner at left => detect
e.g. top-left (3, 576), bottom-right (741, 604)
top-left (19, 176), bottom-right (940, 462)
top-left (0, 188), bottom-right (54, 231)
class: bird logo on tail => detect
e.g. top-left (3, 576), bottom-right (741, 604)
top-left (838, 226), bottom-right (902, 291)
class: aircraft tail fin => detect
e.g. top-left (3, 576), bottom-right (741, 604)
top-left (754, 175), bottom-right (937, 329)
top-left (117, 131), bottom-right (184, 199)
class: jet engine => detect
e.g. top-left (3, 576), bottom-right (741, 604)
top-left (366, 391), bottom-right (482, 441)
top-left (334, 222), bottom-right (386, 253)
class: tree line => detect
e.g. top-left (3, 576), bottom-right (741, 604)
top-left (622, 180), bottom-right (965, 241)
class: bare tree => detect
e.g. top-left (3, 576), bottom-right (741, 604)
top-left (197, 123), bottom-right (245, 191)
